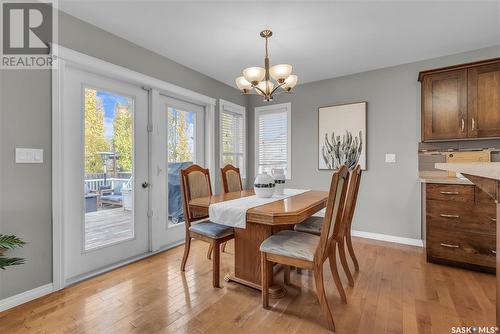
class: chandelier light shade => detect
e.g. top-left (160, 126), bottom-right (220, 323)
top-left (235, 76), bottom-right (252, 92)
top-left (235, 29), bottom-right (298, 101)
top-left (269, 64), bottom-right (293, 82)
top-left (242, 67), bottom-right (266, 85)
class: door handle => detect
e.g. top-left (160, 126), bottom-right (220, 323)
top-left (142, 182), bottom-right (150, 189)
top-left (440, 243), bottom-right (459, 248)
top-left (439, 191), bottom-right (459, 195)
top-left (440, 214), bottom-right (460, 219)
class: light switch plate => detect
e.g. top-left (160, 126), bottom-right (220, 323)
top-left (385, 153), bottom-right (396, 163)
top-left (16, 148), bottom-right (43, 163)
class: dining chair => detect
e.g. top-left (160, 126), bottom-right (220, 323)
top-left (294, 165), bottom-right (362, 285)
top-left (214, 164), bottom-right (244, 255)
top-left (180, 164), bottom-right (235, 288)
top-left (343, 165), bottom-right (362, 272)
top-left (260, 165), bottom-right (350, 332)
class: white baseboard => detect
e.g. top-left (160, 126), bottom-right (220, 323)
top-left (0, 283), bottom-right (54, 313)
top-left (352, 230), bottom-right (423, 247)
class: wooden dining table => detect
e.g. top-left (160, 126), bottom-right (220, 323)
top-left (188, 189), bottom-right (329, 296)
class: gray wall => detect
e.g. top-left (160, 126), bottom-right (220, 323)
top-left (0, 11), bottom-right (245, 300)
top-left (248, 45), bottom-right (500, 240)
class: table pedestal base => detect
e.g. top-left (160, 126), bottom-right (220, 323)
top-left (224, 273), bottom-right (286, 298)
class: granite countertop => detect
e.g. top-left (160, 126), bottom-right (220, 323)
top-left (435, 162), bottom-right (500, 181)
top-left (418, 171), bottom-right (473, 185)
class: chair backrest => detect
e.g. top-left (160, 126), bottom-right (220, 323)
top-left (342, 165), bottom-right (362, 236)
top-left (180, 164), bottom-right (213, 226)
top-left (220, 164), bottom-right (243, 193)
top-left (315, 165), bottom-right (350, 262)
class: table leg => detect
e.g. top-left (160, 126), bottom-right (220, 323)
top-left (224, 222), bottom-right (291, 298)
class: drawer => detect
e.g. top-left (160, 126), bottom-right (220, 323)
top-left (426, 199), bottom-right (496, 235)
top-left (427, 227), bottom-right (495, 268)
top-left (426, 184), bottom-right (474, 202)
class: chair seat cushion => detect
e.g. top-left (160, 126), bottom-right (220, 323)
top-left (294, 216), bottom-right (323, 235)
top-left (260, 230), bottom-right (319, 262)
top-left (189, 221), bottom-right (234, 239)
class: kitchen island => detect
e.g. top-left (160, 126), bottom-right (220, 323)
top-left (435, 162), bottom-right (500, 326)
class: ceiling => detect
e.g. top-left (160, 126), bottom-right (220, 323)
top-left (59, 1), bottom-right (500, 87)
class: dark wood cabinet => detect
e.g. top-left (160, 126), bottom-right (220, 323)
top-left (419, 58), bottom-right (500, 142)
top-left (422, 70), bottom-right (468, 140)
top-left (468, 62), bottom-right (500, 138)
top-left (424, 183), bottom-right (496, 273)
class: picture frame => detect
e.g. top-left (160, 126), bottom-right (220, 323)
top-left (318, 102), bottom-right (367, 170)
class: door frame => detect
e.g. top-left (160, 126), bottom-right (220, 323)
top-left (52, 45), bottom-right (217, 290)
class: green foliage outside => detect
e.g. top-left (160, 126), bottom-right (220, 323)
top-left (113, 105), bottom-right (133, 172)
top-left (84, 89), bottom-right (110, 173)
top-left (168, 109), bottom-right (193, 163)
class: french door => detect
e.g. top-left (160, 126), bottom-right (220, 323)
top-left (62, 65), bottom-right (150, 284)
top-left (159, 95), bottom-right (205, 242)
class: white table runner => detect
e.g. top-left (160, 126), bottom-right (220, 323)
top-left (209, 189), bottom-right (309, 229)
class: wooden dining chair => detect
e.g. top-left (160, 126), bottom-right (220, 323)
top-left (260, 165), bottom-right (350, 332)
top-left (180, 164), bottom-right (235, 288)
top-left (294, 165), bottom-right (362, 285)
top-left (220, 164), bottom-right (243, 193)
top-left (343, 165), bottom-right (362, 272)
top-left (214, 164), bottom-right (244, 254)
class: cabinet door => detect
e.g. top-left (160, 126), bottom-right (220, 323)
top-left (468, 62), bottom-right (500, 138)
top-left (422, 69), bottom-right (468, 141)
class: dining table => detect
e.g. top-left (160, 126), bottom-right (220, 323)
top-left (188, 189), bottom-right (329, 297)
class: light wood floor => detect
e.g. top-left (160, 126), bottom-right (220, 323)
top-left (0, 237), bottom-right (495, 333)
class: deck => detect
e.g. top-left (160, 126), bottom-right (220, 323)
top-left (84, 208), bottom-right (133, 250)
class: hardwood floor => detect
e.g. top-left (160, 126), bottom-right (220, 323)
top-left (0, 237), bottom-right (495, 333)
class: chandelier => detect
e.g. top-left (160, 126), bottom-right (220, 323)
top-left (235, 30), bottom-right (298, 101)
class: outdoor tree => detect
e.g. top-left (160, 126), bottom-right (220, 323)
top-left (113, 105), bottom-right (133, 172)
top-left (168, 109), bottom-right (193, 162)
top-left (84, 89), bottom-right (110, 173)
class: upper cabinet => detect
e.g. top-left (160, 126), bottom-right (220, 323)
top-left (419, 58), bottom-right (500, 142)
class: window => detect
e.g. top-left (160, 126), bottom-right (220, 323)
top-left (219, 99), bottom-right (246, 178)
top-left (255, 103), bottom-right (291, 179)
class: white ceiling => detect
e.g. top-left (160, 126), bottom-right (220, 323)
top-left (59, 1), bottom-right (500, 87)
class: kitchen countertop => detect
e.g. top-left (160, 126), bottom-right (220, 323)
top-left (418, 171), bottom-right (473, 185)
top-left (435, 162), bottom-right (500, 181)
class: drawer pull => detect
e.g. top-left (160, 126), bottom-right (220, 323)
top-left (440, 214), bottom-right (460, 219)
top-left (439, 191), bottom-right (459, 195)
top-left (493, 250), bottom-right (497, 255)
top-left (491, 218), bottom-right (497, 223)
top-left (440, 243), bottom-right (459, 248)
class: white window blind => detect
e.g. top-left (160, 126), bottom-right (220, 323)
top-left (219, 100), bottom-right (246, 178)
top-left (255, 103), bottom-right (291, 179)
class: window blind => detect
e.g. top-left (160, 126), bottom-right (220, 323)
top-left (256, 110), bottom-right (289, 176)
top-left (222, 109), bottom-right (245, 177)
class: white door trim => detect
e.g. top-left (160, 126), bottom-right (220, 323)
top-left (52, 45), bottom-right (216, 291)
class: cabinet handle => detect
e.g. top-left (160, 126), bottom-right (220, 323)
top-left (471, 118), bottom-right (476, 131)
top-left (439, 191), bottom-right (459, 195)
top-left (492, 250), bottom-right (497, 255)
top-left (491, 218), bottom-right (497, 223)
top-left (461, 119), bottom-right (465, 132)
top-left (440, 243), bottom-right (459, 248)
top-left (440, 214), bottom-right (460, 219)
